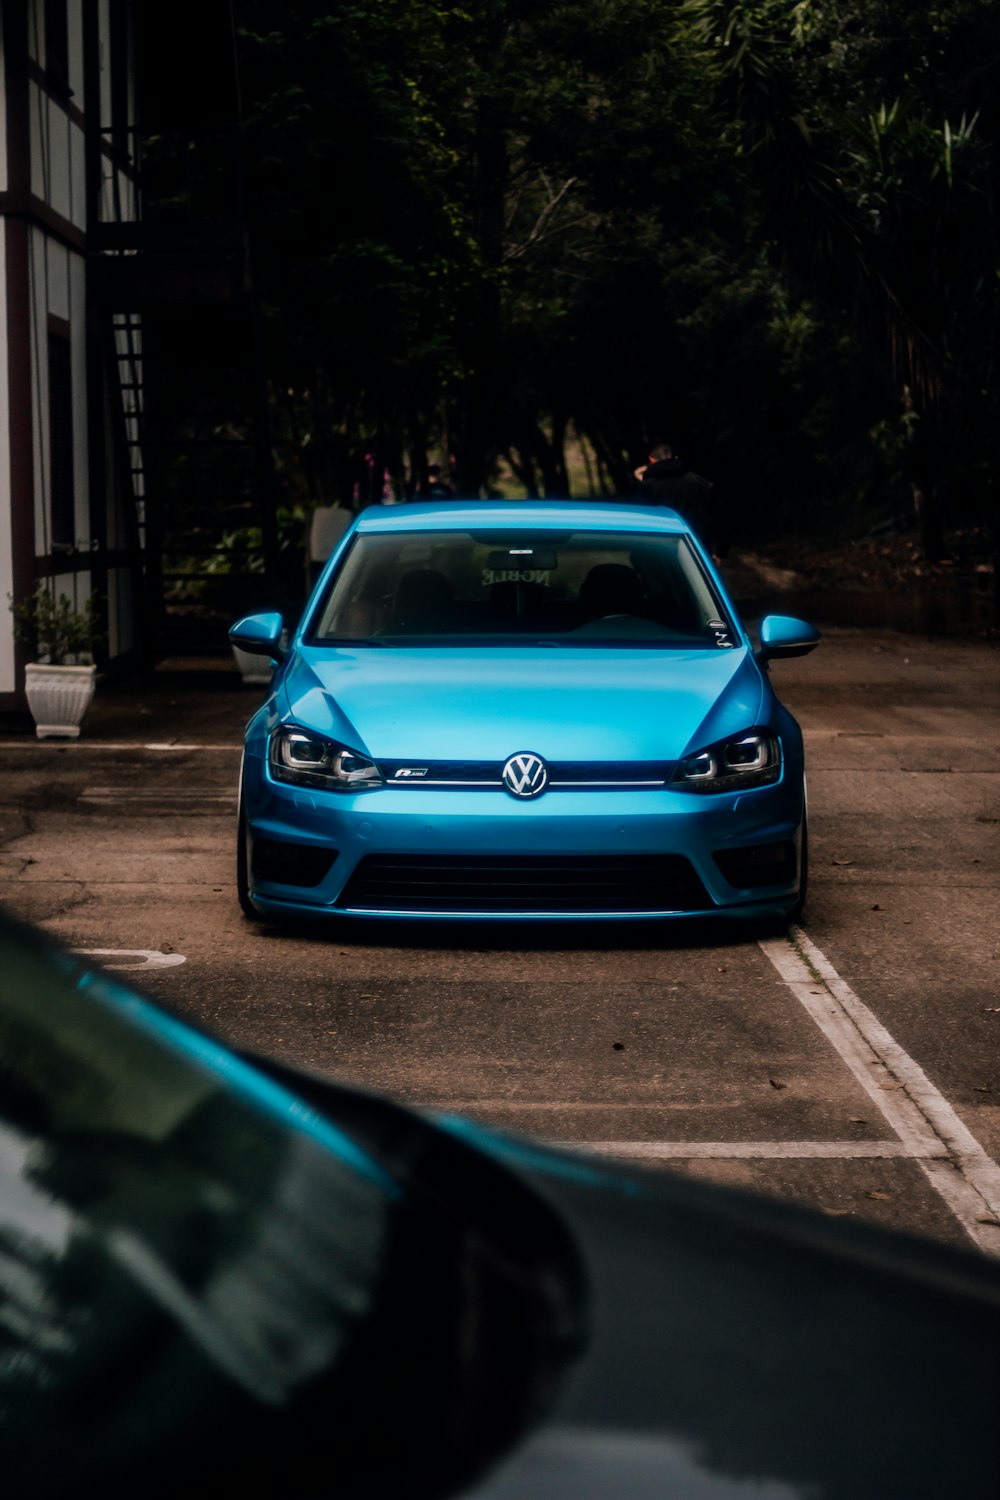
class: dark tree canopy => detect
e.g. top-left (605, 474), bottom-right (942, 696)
top-left (152, 0), bottom-right (1000, 559)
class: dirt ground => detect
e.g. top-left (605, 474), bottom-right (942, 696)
top-left (747, 522), bottom-right (996, 596)
top-left (722, 520), bottom-right (998, 641)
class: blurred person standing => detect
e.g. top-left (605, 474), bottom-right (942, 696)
top-left (422, 462), bottom-right (455, 498)
top-left (634, 440), bottom-right (723, 558)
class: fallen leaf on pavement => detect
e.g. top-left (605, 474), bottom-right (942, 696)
top-left (831, 858), bottom-right (854, 866)
top-left (865, 1191), bottom-right (891, 1201)
top-left (879, 1082), bottom-right (903, 1091)
top-left (769, 1077), bottom-right (787, 1089)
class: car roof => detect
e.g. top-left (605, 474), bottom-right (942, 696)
top-left (353, 500), bottom-right (691, 536)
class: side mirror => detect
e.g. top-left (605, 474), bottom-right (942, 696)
top-left (229, 612), bottom-right (287, 661)
top-left (757, 615), bottom-right (821, 661)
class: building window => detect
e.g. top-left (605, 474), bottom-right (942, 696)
top-left (48, 333), bottom-right (75, 548)
top-left (45, 0), bottom-right (70, 95)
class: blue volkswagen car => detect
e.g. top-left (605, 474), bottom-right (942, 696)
top-left (230, 502), bottom-right (819, 925)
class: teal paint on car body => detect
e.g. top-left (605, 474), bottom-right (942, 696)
top-left (232, 501), bottom-right (818, 924)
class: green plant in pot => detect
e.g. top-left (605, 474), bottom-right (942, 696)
top-left (8, 584), bottom-right (101, 738)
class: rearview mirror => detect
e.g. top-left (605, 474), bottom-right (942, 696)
top-left (757, 615), bottom-right (821, 661)
top-left (229, 612), bottom-right (287, 661)
top-left (487, 549), bottom-right (558, 571)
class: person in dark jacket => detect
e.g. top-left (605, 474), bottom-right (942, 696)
top-left (421, 463), bottom-right (455, 499)
top-left (634, 440), bottom-right (722, 556)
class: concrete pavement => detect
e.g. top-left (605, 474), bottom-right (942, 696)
top-left (1, 630), bottom-right (999, 1255)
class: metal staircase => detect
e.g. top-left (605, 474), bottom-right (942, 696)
top-left (76, 0), bottom-right (313, 663)
top-left (89, 118), bottom-right (287, 659)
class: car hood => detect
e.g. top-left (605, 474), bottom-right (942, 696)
top-left (281, 645), bottom-right (765, 761)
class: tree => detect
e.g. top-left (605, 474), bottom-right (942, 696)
top-left (680, 0), bottom-right (1000, 556)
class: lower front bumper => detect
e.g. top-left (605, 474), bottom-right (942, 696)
top-left (241, 756), bottom-right (805, 922)
top-left (246, 892), bottom-right (798, 924)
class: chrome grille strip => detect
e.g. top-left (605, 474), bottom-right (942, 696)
top-left (379, 759), bottom-right (673, 788)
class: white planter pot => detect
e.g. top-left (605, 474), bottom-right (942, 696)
top-left (24, 663), bottom-right (97, 739)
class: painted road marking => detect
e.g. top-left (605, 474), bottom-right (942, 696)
top-left (538, 929), bottom-right (1000, 1256)
top-left (0, 742), bottom-right (240, 751)
top-left (61, 922), bottom-right (1000, 1254)
top-left (548, 1140), bottom-right (936, 1159)
top-left (71, 949), bottom-right (187, 970)
top-left (142, 744), bottom-right (239, 752)
top-left (80, 787), bottom-right (236, 804)
top-left (760, 927), bottom-right (1000, 1255)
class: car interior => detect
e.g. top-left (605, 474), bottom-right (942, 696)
top-left (311, 530), bottom-right (731, 645)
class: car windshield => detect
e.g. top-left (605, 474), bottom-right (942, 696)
top-left (309, 528), bottom-right (736, 648)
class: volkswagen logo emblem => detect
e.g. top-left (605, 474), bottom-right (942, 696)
top-left (502, 752), bottom-right (549, 799)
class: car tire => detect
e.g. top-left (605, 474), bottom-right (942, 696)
top-left (236, 794), bottom-right (259, 920)
top-left (788, 815), bottom-right (809, 925)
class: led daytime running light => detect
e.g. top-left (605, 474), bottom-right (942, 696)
top-left (672, 730), bottom-right (781, 793)
top-left (270, 728), bottom-right (382, 790)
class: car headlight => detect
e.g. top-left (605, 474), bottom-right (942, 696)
top-left (269, 727), bottom-right (383, 791)
top-left (671, 730), bottom-right (781, 793)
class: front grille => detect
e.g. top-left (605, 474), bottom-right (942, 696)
top-left (340, 853), bottom-right (710, 913)
top-left (379, 759), bottom-right (673, 789)
top-left (381, 759), bottom-right (499, 784)
top-left (252, 838), bottom-right (338, 887)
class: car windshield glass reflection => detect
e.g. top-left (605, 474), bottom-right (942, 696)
top-left (310, 530), bottom-right (735, 648)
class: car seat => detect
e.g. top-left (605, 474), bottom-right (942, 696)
top-left (391, 569), bottom-right (454, 632)
top-left (579, 563), bottom-right (646, 618)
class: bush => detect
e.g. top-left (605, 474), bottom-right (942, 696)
top-left (8, 584), bottom-right (101, 666)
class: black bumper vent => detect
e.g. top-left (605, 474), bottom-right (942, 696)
top-left (340, 853), bottom-right (710, 913)
top-left (252, 838), bottom-right (338, 888)
top-left (713, 841), bottom-right (796, 889)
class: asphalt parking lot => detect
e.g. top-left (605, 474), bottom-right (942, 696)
top-left (1, 624), bottom-right (998, 1256)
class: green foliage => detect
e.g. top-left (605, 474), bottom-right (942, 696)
top-left (680, 0), bottom-right (1000, 547)
top-left (216, 0), bottom-right (1000, 545)
top-left (9, 586), bottom-right (101, 666)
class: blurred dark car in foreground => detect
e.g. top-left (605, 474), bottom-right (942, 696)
top-left (2, 909), bottom-right (1000, 1498)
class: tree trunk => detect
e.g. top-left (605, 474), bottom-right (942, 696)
top-left (902, 386), bottom-right (947, 563)
top-left (507, 445), bottom-right (540, 499)
top-left (454, 57), bottom-right (508, 496)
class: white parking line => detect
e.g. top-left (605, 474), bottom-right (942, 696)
top-left (0, 741), bottom-right (240, 751)
top-left (71, 949), bottom-right (187, 971)
top-left (759, 928), bottom-right (1000, 1254)
top-left (553, 1140), bottom-right (933, 1160)
top-left (60, 921), bottom-right (1000, 1252)
top-left (538, 931), bottom-right (1000, 1255)
top-left (80, 787), bottom-right (236, 804)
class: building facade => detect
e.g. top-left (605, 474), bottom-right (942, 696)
top-left (1, 0), bottom-right (143, 708)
